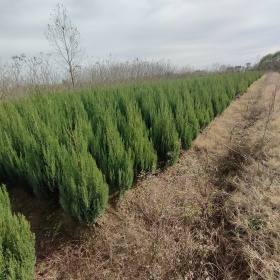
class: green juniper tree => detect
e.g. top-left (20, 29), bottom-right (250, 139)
top-left (0, 185), bottom-right (35, 280)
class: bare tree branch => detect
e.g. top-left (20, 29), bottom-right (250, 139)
top-left (45, 4), bottom-right (85, 89)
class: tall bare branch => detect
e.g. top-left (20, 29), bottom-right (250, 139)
top-left (45, 4), bottom-right (85, 89)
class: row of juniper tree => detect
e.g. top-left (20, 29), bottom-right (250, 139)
top-left (0, 71), bottom-right (262, 224)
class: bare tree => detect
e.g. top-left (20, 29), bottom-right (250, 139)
top-left (45, 4), bottom-right (85, 89)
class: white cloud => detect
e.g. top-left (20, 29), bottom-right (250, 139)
top-left (0, 0), bottom-right (279, 69)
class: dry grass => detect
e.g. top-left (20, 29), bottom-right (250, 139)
top-left (14, 72), bottom-right (279, 279)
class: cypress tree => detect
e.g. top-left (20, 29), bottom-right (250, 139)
top-left (116, 93), bottom-right (157, 175)
top-left (166, 80), bottom-right (199, 149)
top-left (137, 86), bottom-right (180, 165)
top-left (56, 111), bottom-right (109, 223)
top-left (80, 89), bottom-right (133, 193)
top-left (58, 145), bottom-right (109, 223)
top-left (90, 107), bottom-right (134, 194)
top-left (183, 89), bottom-right (200, 142)
top-left (0, 184), bottom-right (36, 280)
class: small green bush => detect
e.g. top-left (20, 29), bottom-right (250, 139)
top-left (0, 184), bottom-right (35, 280)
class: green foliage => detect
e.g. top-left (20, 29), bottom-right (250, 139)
top-left (115, 93), bottom-right (157, 175)
top-left (0, 71), bottom-right (262, 223)
top-left (58, 145), bottom-right (108, 223)
top-left (189, 79), bottom-right (213, 128)
top-left (91, 109), bottom-right (134, 194)
top-left (137, 85), bottom-right (180, 165)
top-left (248, 216), bottom-right (266, 231)
top-left (0, 184), bottom-right (35, 280)
top-left (53, 96), bottom-right (109, 222)
top-left (258, 50), bottom-right (280, 72)
top-left (165, 81), bottom-right (196, 149)
top-left (80, 90), bottom-right (134, 194)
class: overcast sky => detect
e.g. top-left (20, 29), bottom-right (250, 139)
top-left (1, 0), bottom-right (279, 69)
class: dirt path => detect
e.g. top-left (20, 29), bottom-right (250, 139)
top-left (36, 73), bottom-right (280, 279)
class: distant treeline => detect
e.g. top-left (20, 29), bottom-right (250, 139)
top-left (0, 71), bottom-right (262, 223)
top-left (256, 51), bottom-right (280, 72)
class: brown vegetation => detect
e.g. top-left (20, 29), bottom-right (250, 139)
top-left (10, 72), bottom-right (280, 279)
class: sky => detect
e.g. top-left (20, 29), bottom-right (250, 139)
top-left (0, 0), bottom-right (279, 70)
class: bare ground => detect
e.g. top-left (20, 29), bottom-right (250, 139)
top-left (11, 72), bottom-right (280, 279)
